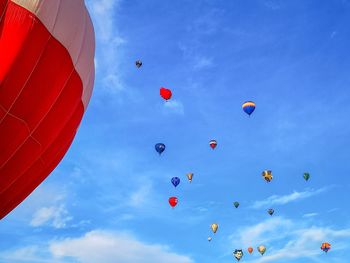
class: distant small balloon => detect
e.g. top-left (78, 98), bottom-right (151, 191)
top-left (209, 140), bottom-right (217, 149)
top-left (262, 170), bottom-right (273, 182)
top-left (208, 237), bottom-right (212, 242)
top-left (160, 87), bottom-right (172, 101)
top-left (242, 101), bottom-right (256, 116)
top-left (155, 143), bottom-right (166, 155)
top-left (257, 245), bottom-right (266, 255)
top-left (248, 247), bottom-right (253, 254)
top-left (186, 173), bottom-right (194, 183)
top-left (171, 177), bottom-right (180, 188)
top-left (169, 197), bottom-right (178, 208)
top-left (303, 172), bottom-right (310, 181)
top-left (211, 223), bottom-right (218, 234)
top-left (233, 249), bottom-right (244, 261)
top-left (135, 60), bottom-right (142, 68)
top-left (321, 242), bottom-right (331, 253)
top-left (234, 202), bottom-right (240, 208)
top-left (268, 208), bottom-right (274, 216)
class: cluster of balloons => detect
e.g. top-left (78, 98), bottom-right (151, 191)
top-left (232, 246), bottom-right (266, 261)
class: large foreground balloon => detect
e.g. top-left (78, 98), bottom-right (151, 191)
top-left (0, 0), bottom-right (95, 220)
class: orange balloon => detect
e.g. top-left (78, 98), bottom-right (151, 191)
top-left (248, 247), bottom-right (253, 254)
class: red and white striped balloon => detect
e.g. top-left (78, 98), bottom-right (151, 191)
top-left (0, 0), bottom-right (95, 219)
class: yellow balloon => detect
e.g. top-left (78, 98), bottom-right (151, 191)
top-left (262, 170), bottom-right (273, 182)
top-left (186, 173), bottom-right (193, 182)
top-left (257, 245), bottom-right (266, 255)
top-left (211, 223), bottom-right (218, 234)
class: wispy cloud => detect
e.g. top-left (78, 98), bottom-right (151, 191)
top-left (86, 0), bottom-right (126, 94)
top-left (0, 231), bottom-right (193, 263)
top-left (302, 212), bottom-right (318, 218)
top-left (30, 205), bottom-right (72, 229)
top-left (229, 216), bottom-right (350, 263)
top-left (251, 187), bottom-right (328, 209)
top-left (163, 100), bottom-right (185, 115)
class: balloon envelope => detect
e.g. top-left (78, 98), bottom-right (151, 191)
top-left (209, 140), bottom-right (217, 149)
top-left (248, 247), bottom-right (253, 254)
top-left (233, 249), bottom-right (243, 261)
top-left (242, 101), bottom-right (256, 116)
top-left (155, 143), bottom-right (166, 155)
top-left (171, 177), bottom-right (180, 187)
top-left (211, 223), bottom-right (218, 234)
top-left (262, 170), bottom-right (273, 182)
top-left (321, 242), bottom-right (331, 253)
top-left (0, 0), bottom-right (95, 219)
top-left (169, 197), bottom-right (178, 208)
top-left (160, 87), bottom-right (172, 100)
top-left (186, 173), bottom-right (193, 182)
top-left (257, 245), bottom-right (266, 255)
top-left (234, 202), bottom-right (240, 208)
top-left (303, 172), bottom-right (310, 181)
top-left (268, 208), bottom-right (274, 216)
top-left (135, 60), bottom-right (142, 68)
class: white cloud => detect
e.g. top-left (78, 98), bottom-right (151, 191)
top-left (193, 56), bottom-right (213, 70)
top-left (0, 231), bottom-right (193, 263)
top-left (163, 100), bottom-right (185, 114)
top-left (86, 0), bottom-right (126, 93)
top-left (30, 205), bottom-right (72, 229)
top-left (302, 212), bottom-right (318, 218)
top-left (251, 187), bottom-right (328, 209)
top-left (128, 183), bottom-right (153, 208)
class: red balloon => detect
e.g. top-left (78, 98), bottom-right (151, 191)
top-left (0, 0), bottom-right (95, 219)
top-left (169, 196), bottom-right (178, 208)
top-left (209, 139), bottom-right (217, 149)
top-left (160, 87), bottom-right (172, 101)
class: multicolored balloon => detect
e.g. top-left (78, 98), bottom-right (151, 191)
top-left (321, 242), bottom-right (331, 253)
top-left (169, 197), bottom-right (178, 208)
top-left (257, 245), bottom-right (266, 255)
top-left (186, 173), bottom-right (194, 183)
top-left (209, 140), bottom-right (217, 149)
top-left (233, 249), bottom-right (244, 261)
top-left (135, 60), bottom-right (142, 68)
top-left (242, 101), bottom-right (256, 116)
top-left (211, 223), bottom-right (218, 234)
top-left (208, 237), bottom-right (212, 242)
top-left (171, 177), bottom-right (180, 187)
top-left (0, 0), bottom-right (95, 220)
top-left (234, 202), bottom-right (240, 208)
top-left (160, 87), bottom-right (172, 101)
top-left (268, 208), bottom-right (274, 216)
top-left (262, 170), bottom-right (273, 182)
top-left (303, 172), bottom-right (310, 181)
top-left (155, 143), bottom-right (166, 155)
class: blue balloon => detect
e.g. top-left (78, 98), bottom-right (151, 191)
top-left (242, 101), bottom-right (256, 116)
top-left (171, 177), bottom-right (180, 187)
top-left (155, 143), bottom-right (166, 155)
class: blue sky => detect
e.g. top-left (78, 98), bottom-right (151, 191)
top-left (1, 0), bottom-right (350, 262)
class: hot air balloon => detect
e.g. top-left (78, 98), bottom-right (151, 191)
top-left (248, 247), bottom-right (253, 254)
top-left (169, 197), bottom-right (178, 208)
top-left (234, 202), bottom-right (240, 208)
top-left (321, 242), bottom-right (331, 253)
top-left (209, 140), bottom-right (217, 149)
top-left (0, 0), bottom-right (95, 220)
top-left (233, 249), bottom-right (243, 261)
top-left (160, 87), bottom-right (172, 101)
top-left (242, 101), bottom-right (256, 116)
top-left (171, 177), bottom-right (180, 188)
top-left (208, 237), bottom-right (212, 242)
top-left (155, 143), bottom-right (166, 155)
top-left (262, 170), bottom-right (273, 182)
top-left (303, 172), bottom-right (310, 181)
top-left (257, 245), bottom-right (266, 255)
top-left (211, 223), bottom-right (218, 234)
top-left (186, 173), bottom-right (193, 183)
top-left (268, 208), bottom-right (274, 216)
top-left (135, 60), bottom-right (142, 68)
